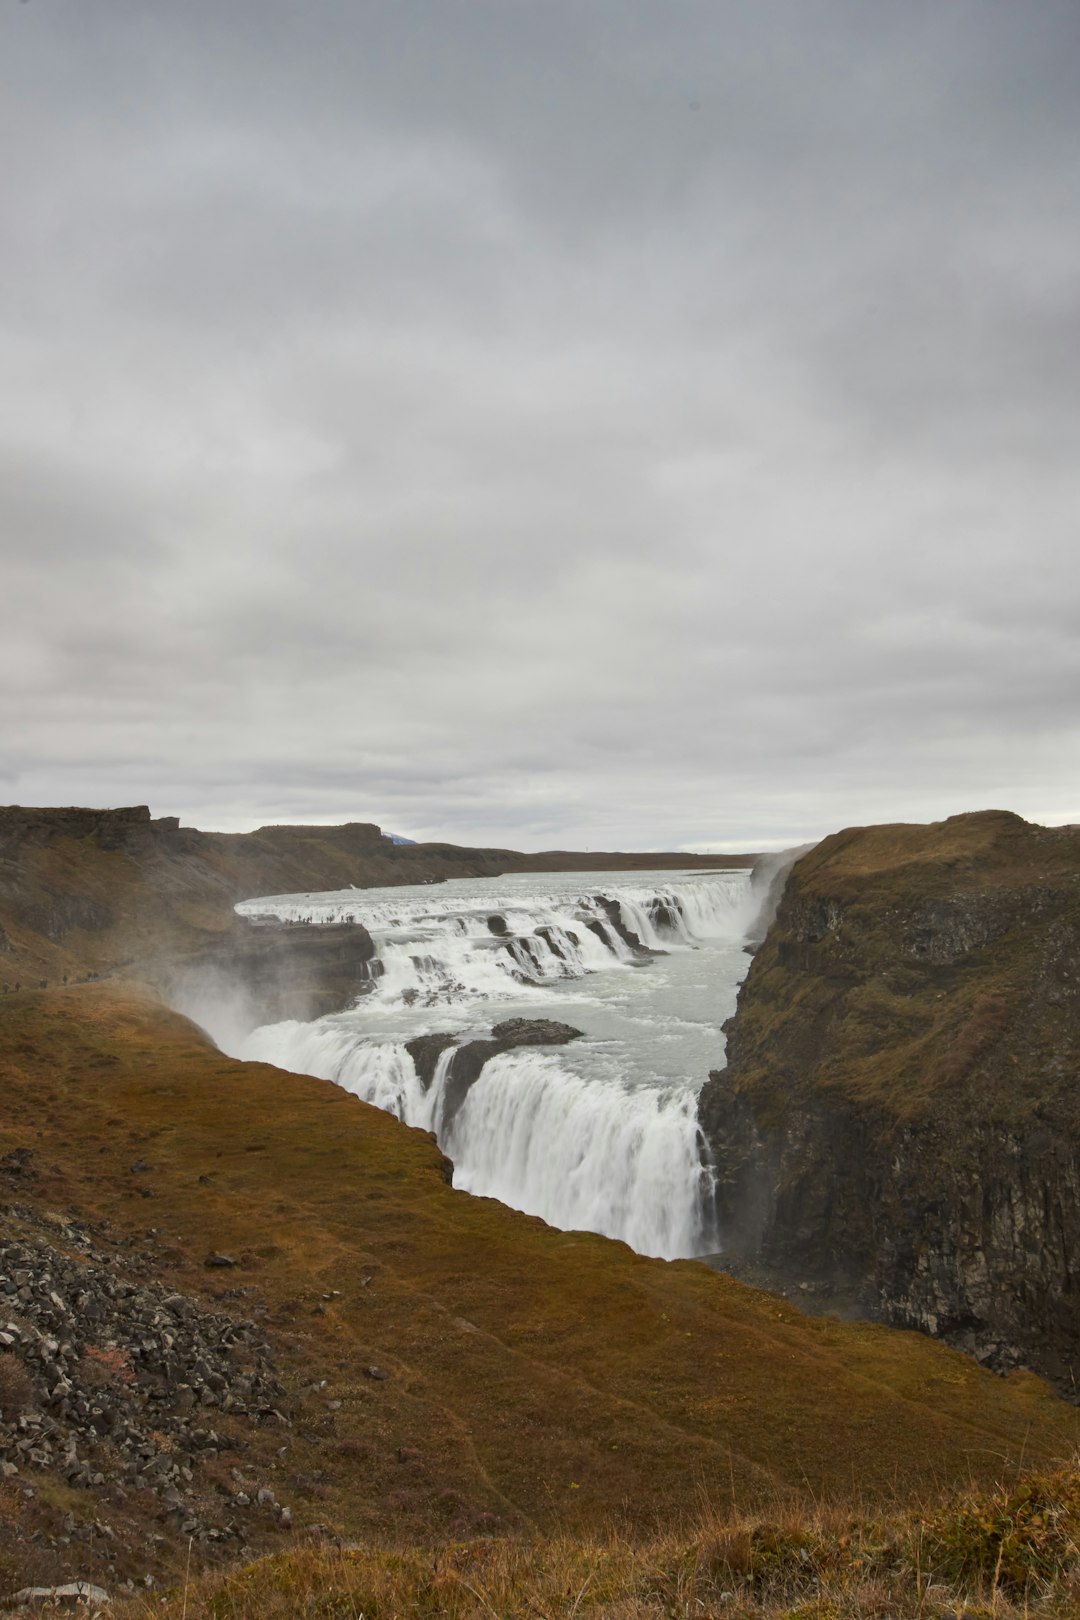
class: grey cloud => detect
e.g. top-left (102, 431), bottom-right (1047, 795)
top-left (1, 1), bottom-right (1078, 848)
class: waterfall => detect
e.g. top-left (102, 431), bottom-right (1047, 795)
top-left (235, 870), bottom-right (753, 1261)
top-left (239, 1021), bottom-right (717, 1260)
top-left (236, 874), bottom-right (754, 1007)
top-left (446, 1050), bottom-right (716, 1259)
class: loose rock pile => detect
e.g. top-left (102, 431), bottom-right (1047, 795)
top-left (0, 1216), bottom-right (291, 1546)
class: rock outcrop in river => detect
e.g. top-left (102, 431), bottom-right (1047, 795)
top-left (699, 810), bottom-right (1080, 1393)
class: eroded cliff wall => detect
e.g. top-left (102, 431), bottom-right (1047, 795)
top-left (698, 810), bottom-right (1080, 1392)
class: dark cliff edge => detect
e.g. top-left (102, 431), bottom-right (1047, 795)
top-left (698, 809), bottom-right (1080, 1395)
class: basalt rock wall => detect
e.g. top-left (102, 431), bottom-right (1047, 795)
top-left (698, 810), bottom-right (1080, 1392)
top-left (167, 921), bottom-right (380, 1030)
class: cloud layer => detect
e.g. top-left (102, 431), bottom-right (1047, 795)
top-left (2, 1), bottom-right (1078, 848)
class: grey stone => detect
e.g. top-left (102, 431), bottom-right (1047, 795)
top-left (10, 1581), bottom-right (111, 1607)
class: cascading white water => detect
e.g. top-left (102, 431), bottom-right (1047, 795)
top-left (239, 1018), bottom-right (718, 1257)
top-left (446, 1051), bottom-right (716, 1258)
top-left (233, 869), bottom-right (754, 1261)
top-left (242, 1022), bottom-right (438, 1129)
top-left (237, 874), bottom-right (754, 1006)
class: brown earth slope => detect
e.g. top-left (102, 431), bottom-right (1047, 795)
top-left (2, 983), bottom-right (1078, 1597)
top-left (698, 810), bottom-right (1080, 1393)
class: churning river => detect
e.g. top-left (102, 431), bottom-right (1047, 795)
top-left (228, 869), bottom-right (758, 1261)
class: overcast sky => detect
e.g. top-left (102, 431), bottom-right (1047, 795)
top-left (1, 1), bottom-right (1077, 850)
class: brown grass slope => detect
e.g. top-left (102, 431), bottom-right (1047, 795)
top-left (699, 809), bottom-right (1080, 1389)
top-left (2, 982), bottom-right (1078, 1598)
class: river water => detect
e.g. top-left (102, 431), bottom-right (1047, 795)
top-left (230, 868), bottom-right (757, 1259)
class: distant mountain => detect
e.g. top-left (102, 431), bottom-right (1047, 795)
top-left (386, 833), bottom-right (417, 845)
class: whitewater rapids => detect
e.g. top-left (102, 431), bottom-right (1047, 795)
top-left (233, 870), bottom-right (757, 1260)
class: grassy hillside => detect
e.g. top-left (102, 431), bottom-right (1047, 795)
top-left (705, 810), bottom-right (1080, 1130)
top-left (2, 983), bottom-right (1078, 1601)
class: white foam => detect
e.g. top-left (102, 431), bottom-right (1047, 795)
top-left (447, 1049), bottom-right (716, 1259)
top-left (237, 874), bottom-right (751, 1010)
top-left (240, 1024), bottom-right (717, 1261)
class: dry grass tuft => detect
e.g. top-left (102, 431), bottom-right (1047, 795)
top-left (79, 1343), bottom-right (137, 1388)
top-left (104, 1463), bottom-right (1080, 1618)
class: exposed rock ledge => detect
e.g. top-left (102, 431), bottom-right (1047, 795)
top-left (406, 1019), bottom-right (583, 1133)
top-left (698, 810), bottom-right (1080, 1395)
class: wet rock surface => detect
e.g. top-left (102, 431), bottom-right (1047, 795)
top-left (424, 1019), bottom-right (585, 1130)
top-left (404, 1033), bottom-right (459, 1091)
top-left (165, 920), bottom-right (378, 1034)
top-left (488, 1019), bottom-right (583, 1047)
top-left (596, 896), bottom-right (658, 954)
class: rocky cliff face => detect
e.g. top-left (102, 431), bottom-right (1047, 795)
top-left (698, 810), bottom-right (1080, 1393)
top-left (165, 922), bottom-right (380, 1036)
